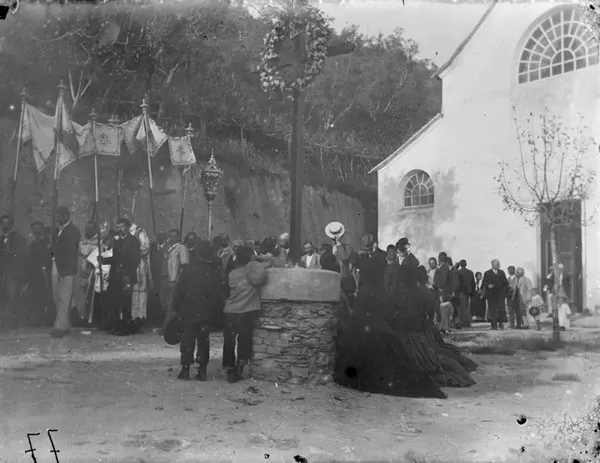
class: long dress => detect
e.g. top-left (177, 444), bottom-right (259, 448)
top-left (130, 224), bottom-right (152, 321)
top-left (335, 265), bottom-right (477, 398)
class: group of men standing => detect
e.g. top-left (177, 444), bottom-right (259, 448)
top-left (0, 207), bottom-right (81, 337)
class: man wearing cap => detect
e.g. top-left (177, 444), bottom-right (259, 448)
top-left (174, 240), bottom-right (224, 381)
top-left (223, 246), bottom-right (272, 383)
top-left (396, 237), bottom-right (419, 269)
top-left (50, 206), bottom-right (81, 337)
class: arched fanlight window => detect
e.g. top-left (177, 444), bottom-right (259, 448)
top-left (518, 7), bottom-right (599, 84)
top-left (404, 170), bottom-right (434, 208)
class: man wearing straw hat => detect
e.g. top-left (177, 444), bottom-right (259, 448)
top-left (325, 222), bottom-right (356, 301)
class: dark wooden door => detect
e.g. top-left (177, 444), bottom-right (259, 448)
top-left (540, 202), bottom-right (583, 312)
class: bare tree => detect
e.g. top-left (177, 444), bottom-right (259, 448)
top-left (495, 108), bottom-right (596, 342)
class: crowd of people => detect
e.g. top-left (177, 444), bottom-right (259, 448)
top-left (0, 212), bottom-right (572, 393)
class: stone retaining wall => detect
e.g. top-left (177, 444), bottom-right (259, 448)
top-left (250, 301), bottom-right (338, 385)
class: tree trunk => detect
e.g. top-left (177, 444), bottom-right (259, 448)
top-left (549, 226), bottom-right (562, 343)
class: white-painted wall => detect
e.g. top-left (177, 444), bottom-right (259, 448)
top-left (377, 2), bottom-right (600, 310)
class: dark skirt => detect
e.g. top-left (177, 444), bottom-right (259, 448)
top-left (335, 313), bottom-right (447, 399)
top-left (335, 293), bottom-right (478, 397)
top-left (471, 291), bottom-right (486, 319)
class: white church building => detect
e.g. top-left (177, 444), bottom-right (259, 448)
top-left (372, 1), bottom-right (600, 312)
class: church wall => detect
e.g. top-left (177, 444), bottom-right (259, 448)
top-left (381, 0), bottom-right (600, 309)
top-left (442, 3), bottom-right (557, 112)
top-left (510, 65), bottom-right (600, 311)
top-left (377, 92), bottom-right (538, 280)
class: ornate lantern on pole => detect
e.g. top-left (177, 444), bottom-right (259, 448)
top-left (200, 151), bottom-right (223, 239)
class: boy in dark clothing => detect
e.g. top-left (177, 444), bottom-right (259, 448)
top-left (174, 241), bottom-right (224, 381)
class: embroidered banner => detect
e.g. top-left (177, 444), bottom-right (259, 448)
top-left (167, 136), bottom-right (196, 166)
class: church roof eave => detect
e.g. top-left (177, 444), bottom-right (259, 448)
top-left (432, 0), bottom-right (499, 80)
top-left (369, 112), bottom-right (444, 174)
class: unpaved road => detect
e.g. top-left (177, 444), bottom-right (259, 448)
top-left (1, 321), bottom-right (599, 463)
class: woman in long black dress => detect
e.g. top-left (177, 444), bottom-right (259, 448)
top-left (335, 263), bottom-right (477, 398)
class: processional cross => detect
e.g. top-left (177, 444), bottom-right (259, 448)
top-left (262, 2), bottom-right (354, 262)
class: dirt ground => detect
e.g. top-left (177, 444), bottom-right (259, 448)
top-left (1, 316), bottom-right (600, 463)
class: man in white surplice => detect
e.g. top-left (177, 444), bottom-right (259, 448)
top-left (122, 213), bottom-right (153, 331)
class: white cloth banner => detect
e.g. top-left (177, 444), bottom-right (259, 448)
top-left (167, 136), bottom-right (196, 166)
top-left (79, 123), bottom-right (124, 157)
top-left (136, 117), bottom-right (168, 157)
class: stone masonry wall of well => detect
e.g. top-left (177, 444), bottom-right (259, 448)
top-left (250, 301), bottom-right (338, 385)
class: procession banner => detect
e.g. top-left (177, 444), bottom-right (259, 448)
top-left (136, 116), bottom-right (168, 157)
top-left (167, 136), bottom-right (196, 166)
top-left (79, 122), bottom-right (124, 157)
top-left (21, 103), bottom-right (80, 173)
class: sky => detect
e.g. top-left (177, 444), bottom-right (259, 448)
top-left (318, 2), bottom-right (490, 66)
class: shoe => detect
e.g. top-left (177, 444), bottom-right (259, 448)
top-left (227, 368), bottom-right (239, 384)
top-left (178, 366), bottom-right (191, 380)
top-left (50, 329), bottom-right (69, 338)
top-left (196, 365), bottom-right (207, 381)
top-left (236, 362), bottom-right (246, 378)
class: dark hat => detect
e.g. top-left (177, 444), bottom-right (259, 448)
top-left (212, 233), bottom-right (229, 246)
top-left (396, 237), bottom-right (410, 248)
top-left (163, 316), bottom-right (182, 345)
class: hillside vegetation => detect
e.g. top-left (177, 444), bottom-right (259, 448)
top-left (0, 2), bottom-right (441, 204)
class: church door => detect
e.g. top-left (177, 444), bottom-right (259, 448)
top-left (540, 201), bottom-right (583, 312)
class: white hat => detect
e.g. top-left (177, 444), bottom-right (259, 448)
top-left (325, 221), bottom-right (345, 239)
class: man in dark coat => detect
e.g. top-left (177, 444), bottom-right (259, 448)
top-left (383, 245), bottom-right (400, 298)
top-left (358, 234), bottom-right (387, 293)
top-left (174, 240), bottom-right (224, 381)
top-left (434, 252), bottom-right (453, 300)
top-left (482, 259), bottom-right (509, 330)
top-left (99, 217), bottom-right (140, 336)
top-left (0, 215), bottom-right (28, 329)
top-left (50, 206), bottom-right (81, 337)
top-left (396, 238), bottom-right (419, 270)
top-left (28, 220), bottom-right (53, 326)
top-left (446, 257), bottom-right (462, 328)
top-left (457, 259), bottom-right (475, 328)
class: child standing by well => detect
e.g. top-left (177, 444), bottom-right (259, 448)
top-left (557, 296), bottom-right (572, 330)
top-left (529, 288), bottom-right (544, 331)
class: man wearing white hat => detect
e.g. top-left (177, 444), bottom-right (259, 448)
top-left (325, 222), bottom-right (356, 301)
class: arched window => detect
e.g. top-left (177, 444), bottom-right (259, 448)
top-left (518, 7), bottom-right (599, 84)
top-left (404, 171), bottom-right (434, 208)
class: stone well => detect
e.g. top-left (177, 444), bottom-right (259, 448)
top-left (250, 268), bottom-right (341, 385)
